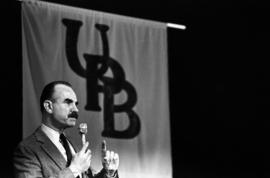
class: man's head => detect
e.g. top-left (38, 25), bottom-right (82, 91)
top-left (40, 81), bottom-right (79, 131)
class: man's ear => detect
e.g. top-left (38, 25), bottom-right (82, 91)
top-left (44, 100), bottom-right (53, 114)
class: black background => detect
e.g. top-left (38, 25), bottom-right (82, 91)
top-left (1, 1), bottom-right (270, 177)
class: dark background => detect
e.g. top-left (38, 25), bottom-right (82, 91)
top-left (1, 0), bottom-right (270, 177)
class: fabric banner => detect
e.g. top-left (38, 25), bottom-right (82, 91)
top-left (22, 1), bottom-right (171, 178)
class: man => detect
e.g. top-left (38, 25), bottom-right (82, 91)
top-left (13, 81), bottom-right (119, 178)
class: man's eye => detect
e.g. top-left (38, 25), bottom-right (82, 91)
top-left (64, 99), bottom-right (73, 104)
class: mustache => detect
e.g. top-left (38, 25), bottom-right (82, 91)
top-left (68, 112), bottom-right (79, 119)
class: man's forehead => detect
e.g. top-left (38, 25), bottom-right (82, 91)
top-left (53, 84), bottom-right (77, 100)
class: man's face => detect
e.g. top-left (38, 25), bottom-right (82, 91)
top-left (50, 84), bottom-right (79, 130)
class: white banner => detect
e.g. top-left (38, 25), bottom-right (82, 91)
top-left (22, 1), bottom-right (171, 178)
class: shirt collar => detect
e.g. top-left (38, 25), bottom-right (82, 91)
top-left (41, 123), bottom-right (62, 143)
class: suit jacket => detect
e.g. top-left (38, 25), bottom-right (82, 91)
top-left (13, 127), bottom-right (118, 178)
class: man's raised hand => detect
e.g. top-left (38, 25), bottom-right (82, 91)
top-left (69, 141), bottom-right (92, 174)
top-left (101, 140), bottom-right (119, 176)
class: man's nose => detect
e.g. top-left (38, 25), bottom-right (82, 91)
top-left (73, 104), bottom-right (79, 112)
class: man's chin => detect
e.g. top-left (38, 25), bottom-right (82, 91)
top-left (67, 118), bottom-right (77, 126)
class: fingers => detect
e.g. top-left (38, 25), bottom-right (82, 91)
top-left (110, 151), bottom-right (114, 158)
top-left (103, 150), bottom-right (109, 163)
top-left (85, 148), bottom-right (91, 157)
top-left (81, 134), bottom-right (86, 145)
top-left (101, 140), bottom-right (107, 157)
top-left (102, 140), bottom-right (107, 152)
top-left (103, 152), bottom-right (119, 172)
top-left (112, 153), bottom-right (119, 167)
top-left (80, 141), bottom-right (89, 154)
top-left (86, 149), bottom-right (92, 162)
top-left (70, 142), bottom-right (92, 173)
top-left (109, 152), bottom-right (119, 165)
top-left (103, 151), bottom-right (119, 166)
top-left (101, 141), bottom-right (119, 172)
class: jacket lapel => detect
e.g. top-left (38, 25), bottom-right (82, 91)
top-left (34, 127), bottom-right (67, 170)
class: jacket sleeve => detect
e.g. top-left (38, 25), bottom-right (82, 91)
top-left (88, 168), bottom-right (119, 178)
top-left (13, 144), bottom-right (75, 178)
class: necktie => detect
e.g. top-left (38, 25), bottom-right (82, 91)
top-left (59, 133), bottom-right (73, 166)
